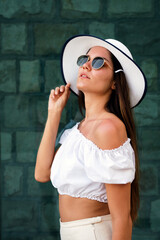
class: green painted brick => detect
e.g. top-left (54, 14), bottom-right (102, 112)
top-left (117, 21), bottom-right (160, 56)
top-left (45, 60), bottom-right (63, 93)
top-left (0, 61), bottom-right (16, 93)
top-left (141, 59), bottom-right (158, 79)
top-left (4, 165), bottom-right (23, 196)
top-left (132, 233), bottom-right (159, 240)
top-left (0, 0), bottom-right (56, 19)
top-left (107, 0), bottom-right (153, 15)
top-left (138, 128), bottom-right (160, 161)
top-left (2, 200), bottom-right (38, 231)
top-left (138, 199), bottom-right (150, 219)
top-left (141, 59), bottom-right (158, 91)
top-left (60, 108), bottom-right (67, 125)
top-left (150, 199), bottom-right (160, 232)
top-left (1, 24), bottom-right (27, 54)
top-left (29, 96), bottom-right (48, 126)
top-left (142, 129), bottom-right (160, 152)
top-left (36, 98), bottom-right (48, 125)
top-left (34, 23), bottom-right (82, 55)
top-left (16, 131), bottom-right (42, 163)
top-left (28, 166), bottom-right (58, 197)
top-left (1, 132), bottom-right (12, 161)
top-left (62, 0), bottom-right (100, 13)
top-left (1, 234), bottom-right (59, 240)
top-left (89, 22), bottom-right (115, 39)
top-left (4, 95), bottom-right (30, 128)
top-left (136, 199), bottom-right (150, 229)
top-left (139, 165), bottom-right (158, 195)
top-left (19, 60), bottom-right (41, 92)
top-left (33, 235), bottom-right (60, 240)
top-left (134, 94), bottom-right (159, 127)
top-left (41, 201), bottom-right (60, 231)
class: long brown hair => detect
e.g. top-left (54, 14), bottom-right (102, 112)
top-left (78, 53), bottom-right (140, 225)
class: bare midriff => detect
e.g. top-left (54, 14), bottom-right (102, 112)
top-left (59, 194), bottom-right (110, 222)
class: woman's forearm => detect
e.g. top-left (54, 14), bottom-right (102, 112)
top-left (112, 216), bottom-right (133, 240)
top-left (34, 110), bottom-right (61, 182)
top-left (34, 84), bottom-right (70, 182)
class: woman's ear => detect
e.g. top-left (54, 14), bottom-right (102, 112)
top-left (111, 81), bottom-right (116, 90)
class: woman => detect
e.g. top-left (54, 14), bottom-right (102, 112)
top-left (35, 35), bottom-right (147, 240)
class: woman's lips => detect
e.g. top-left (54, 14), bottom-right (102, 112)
top-left (79, 73), bottom-right (90, 79)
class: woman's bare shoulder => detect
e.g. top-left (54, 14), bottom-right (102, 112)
top-left (95, 113), bottom-right (128, 150)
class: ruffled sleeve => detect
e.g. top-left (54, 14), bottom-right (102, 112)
top-left (58, 120), bottom-right (77, 144)
top-left (55, 120), bottom-right (76, 145)
top-left (83, 138), bottom-right (135, 184)
top-left (59, 128), bottom-right (74, 144)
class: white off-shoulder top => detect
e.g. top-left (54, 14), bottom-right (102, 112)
top-left (50, 122), bottom-right (135, 203)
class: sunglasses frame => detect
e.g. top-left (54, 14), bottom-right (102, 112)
top-left (77, 55), bottom-right (113, 70)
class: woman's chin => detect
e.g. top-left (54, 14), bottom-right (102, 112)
top-left (77, 78), bottom-right (89, 90)
top-left (77, 84), bottom-right (86, 92)
top-left (77, 81), bottom-right (95, 94)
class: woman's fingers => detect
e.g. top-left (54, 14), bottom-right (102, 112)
top-left (60, 85), bottom-right (65, 92)
top-left (55, 87), bottom-right (60, 95)
top-left (48, 83), bottom-right (71, 111)
top-left (65, 83), bottom-right (71, 94)
top-left (50, 89), bottom-right (55, 99)
top-left (65, 83), bottom-right (71, 98)
top-left (50, 84), bottom-right (71, 99)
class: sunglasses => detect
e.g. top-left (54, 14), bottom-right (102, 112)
top-left (77, 55), bottom-right (124, 74)
top-left (77, 55), bottom-right (113, 70)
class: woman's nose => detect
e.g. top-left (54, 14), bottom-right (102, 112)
top-left (82, 60), bottom-right (91, 70)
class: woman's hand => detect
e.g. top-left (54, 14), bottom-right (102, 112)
top-left (48, 83), bottom-right (71, 113)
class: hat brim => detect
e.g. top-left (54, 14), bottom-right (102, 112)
top-left (61, 35), bottom-right (147, 108)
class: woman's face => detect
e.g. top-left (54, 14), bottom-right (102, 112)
top-left (77, 46), bottom-right (115, 96)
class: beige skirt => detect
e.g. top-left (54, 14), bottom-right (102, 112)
top-left (59, 214), bottom-right (112, 240)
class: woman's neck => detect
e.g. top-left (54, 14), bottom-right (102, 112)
top-left (84, 93), bottom-right (110, 120)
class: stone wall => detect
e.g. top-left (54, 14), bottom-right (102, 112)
top-left (0, 0), bottom-right (160, 239)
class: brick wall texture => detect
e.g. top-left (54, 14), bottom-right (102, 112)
top-left (0, 0), bottom-right (160, 239)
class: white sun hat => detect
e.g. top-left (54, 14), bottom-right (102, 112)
top-left (61, 35), bottom-right (147, 108)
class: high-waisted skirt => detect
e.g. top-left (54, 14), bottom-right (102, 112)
top-left (59, 214), bottom-right (112, 240)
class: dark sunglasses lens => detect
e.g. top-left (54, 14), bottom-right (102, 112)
top-left (77, 55), bottom-right (88, 66)
top-left (92, 57), bottom-right (104, 69)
